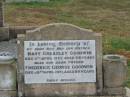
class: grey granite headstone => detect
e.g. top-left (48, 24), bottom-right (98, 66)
top-left (17, 23), bottom-right (103, 97)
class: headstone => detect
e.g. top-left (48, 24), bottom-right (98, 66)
top-left (17, 23), bottom-right (103, 97)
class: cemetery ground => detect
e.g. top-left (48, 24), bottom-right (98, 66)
top-left (4, 0), bottom-right (130, 88)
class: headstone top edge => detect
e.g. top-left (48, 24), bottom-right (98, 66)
top-left (26, 23), bottom-right (101, 35)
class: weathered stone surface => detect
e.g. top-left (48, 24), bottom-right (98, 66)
top-left (25, 84), bottom-right (96, 97)
top-left (9, 26), bottom-right (37, 39)
top-left (0, 41), bottom-right (17, 58)
top-left (125, 87), bottom-right (130, 97)
top-left (0, 91), bottom-right (17, 97)
top-left (0, 41), bottom-right (17, 92)
top-left (103, 87), bottom-right (126, 96)
top-left (0, 62), bottom-right (16, 90)
top-left (0, 40), bottom-right (17, 96)
top-left (17, 23), bottom-right (103, 97)
top-left (0, 27), bottom-right (9, 41)
top-left (17, 34), bottom-right (25, 97)
top-left (103, 55), bottom-right (127, 88)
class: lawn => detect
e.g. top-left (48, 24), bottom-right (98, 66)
top-left (4, 0), bottom-right (130, 87)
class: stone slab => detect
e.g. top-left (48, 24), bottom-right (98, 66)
top-left (25, 83), bottom-right (97, 97)
top-left (24, 40), bottom-right (96, 84)
top-left (17, 23), bottom-right (103, 97)
top-left (0, 41), bottom-right (17, 58)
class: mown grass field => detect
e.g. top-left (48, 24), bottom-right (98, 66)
top-left (4, 0), bottom-right (130, 87)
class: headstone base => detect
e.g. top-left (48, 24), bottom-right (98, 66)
top-left (24, 84), bottom-right (97, 97)
top-left (103, 87), bottom-right (126, 96)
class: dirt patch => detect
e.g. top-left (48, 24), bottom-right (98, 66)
top-left (117, 50), bottom-right (130, 60)
top-left (6, 8), bottom-right (57, 26)
top-left (17, 8), bottom-right (56, 15)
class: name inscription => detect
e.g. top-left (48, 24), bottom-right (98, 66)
top-left (24, 40), bottom-right (96, 84)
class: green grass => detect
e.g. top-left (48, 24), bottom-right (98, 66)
top-left (7, 0), bottom-right (72, 8)
top-left (5, 0), bottom-right (130, 40)
top-left (111, 37), bottom-right (130, 51)
top-left (103, 36), bottom-right (130, 54)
